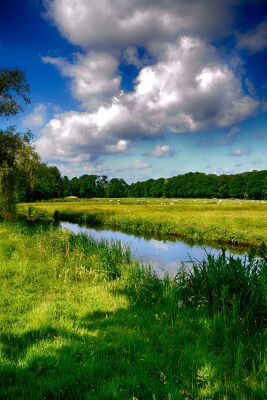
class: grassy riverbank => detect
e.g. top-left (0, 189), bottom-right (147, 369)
top-left (18, 198), bottom-right (267, 247)
top-left (0, 221), bottom-right (266, 399)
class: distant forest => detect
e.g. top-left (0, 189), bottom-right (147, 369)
top-left (19, 164), bottom-right (267, 201)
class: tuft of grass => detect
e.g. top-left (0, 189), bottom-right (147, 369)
top-left (174, 252), bottom-right (267, 333)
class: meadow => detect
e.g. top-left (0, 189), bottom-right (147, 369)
top-left (0, 221), bottom-right (266, 399)
top-left (18, 198), bottom-right (267, 247)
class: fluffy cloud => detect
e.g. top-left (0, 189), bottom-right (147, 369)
top-left (237, 20), bottom-right (267, 53)
top-left (36, 102), bottom-right (159, 163)
top-left (128, 37), bottom-right (258, 132)
top-left (42, 52), bottom-right (120, 110)
top-left (39, 1), bottom-right (258, 170)
top-left (229, 147), bottom-right (251, 156)
top-left (132, 159), bottom-right (150, 170)
top-left (145, 144), bottom-right (173, 158)
top-left (37, 107), bottom-right (129, 162)
top-left (46, 0), bottom-right (236, 51)
top-left (122, 47), bottom-right (152, 68)
top-left (23, 104), bottom-right (47, 128)
top-left (104, 140), bottom-right (129, 154)
top-left (38, 37), bottom-right (258, 164)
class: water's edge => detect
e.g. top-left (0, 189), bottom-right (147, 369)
top-left (60, 221), bottom-right (247, 277)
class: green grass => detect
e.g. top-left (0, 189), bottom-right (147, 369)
top-left (18, 198), bottom-right (267, 247)
top-left (0, 221), bottom-right (266, 399)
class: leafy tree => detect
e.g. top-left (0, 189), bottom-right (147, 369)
top-left (106, 178), bottom-right (128, 198)
top-left (0, 127), bottom-right (39, 217)
top-left (69, 177), bottom-right (81, 197)
top-left (29, 163), bottom-right (62, 201)
top-left (150, 178), bottom-right (165, 197)
top-left (79, 174), bottom-right (98, 198)
top-left (0, 67), bottom-right (35, 218)
top-left (228, 174), bottom-right (245, 198)
top-left (127, 181), bottom-right (143, 197)
top-left (0, 68), bottom-right (30, 117)
top-left (246, 170), bottom-right (267, 200)
top-left (62, 176), bottom-right (71, 197)
top-left (263, 177), bottom-right (267, 200)
top-left (95, 175), bottom-right (108, 197)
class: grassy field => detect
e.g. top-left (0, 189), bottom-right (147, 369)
top-left (0, 221), bottom-right (266, 399)
top-left (18, 198), bottom-right (267, 247)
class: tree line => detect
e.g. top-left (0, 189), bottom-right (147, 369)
top-left (20, 169), bottom-right (267, 201)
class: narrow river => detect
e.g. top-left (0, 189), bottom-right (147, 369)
top-left (60, 221), bottom-right (247, 276)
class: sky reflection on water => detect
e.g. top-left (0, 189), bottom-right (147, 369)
top-left (60, 221), bottom-right (244, 276)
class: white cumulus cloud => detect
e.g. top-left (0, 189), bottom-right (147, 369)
top-left (237, 20), bottom-right (267, 53)
top-left (145, 144), bottom-right (173, 158)
top-left (42, 52), bottom-right (120, 110)
top-left (23, 104), bottom-right (47, 128)
top-left (132, 160), bottom-right (150, 170)
top-left (123, 37), bottom-right (258, 134)
top-left (38, 37), bottom-right (258, 164)
top-left (45, 0), bottom-right (236, 51)
top-left (229, 148), bottom-right (251, 156)
top-left (104, 140), bottom-right (130, 154)
top-left (38, 1), bottom-right (259, 172)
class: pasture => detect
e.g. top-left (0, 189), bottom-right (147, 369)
top-left (19, 198), bottom-right (267, 247)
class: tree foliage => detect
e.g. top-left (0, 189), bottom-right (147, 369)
top-left (0, 68), bottom-right (30, 117)
top-left (0, 68), bottom-right (36, 219)
top-left (8, 166), bottom-right (267, 203)
top-left (52, 170), bottom-right (267, 201)
top-left (127, 171), bottom-right (267, 200)
top-left (0, 127), bottom-right (39, 217)
top-left (106, 178), bottom-right (128, 198)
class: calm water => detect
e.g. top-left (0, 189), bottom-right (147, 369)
top-left (60, 221), bottom-right (245, 276)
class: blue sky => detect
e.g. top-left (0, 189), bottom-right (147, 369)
top-left (1, 0), bottom-right (267, 182)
